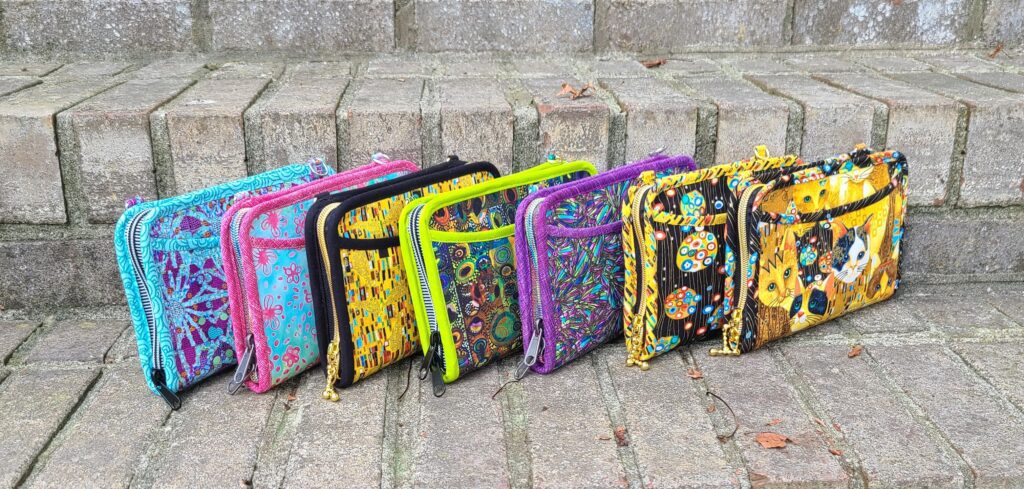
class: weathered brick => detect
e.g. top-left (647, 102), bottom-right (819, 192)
top-left (984, 0), bottom-right (1024, 46)
top-left (651, 57), bottom-right (721, 76)
top-left (62, 78), bottom-right (195, 223)
top-left (957, 71), bottom-right (1024, 93)
top-left (682, 75), bottom-right (790, 164)
top-left (598, 349), bottom-right (736, 488)
top-left (0, 78), bottom-right (119, 223)
top-left (135, 380), bottom-right (276, 487)
top-left (0, 76), bottom-right (40, 97)
top-left (792, 0), bottom-right (976, 46)
top-left (916, 52), bottom-right (1004, 73)
top-left (0, 367), bottom-right (98, 489)
top-left (438, 79), bottom-right (514, 173)
top-left (785, 54), bottom-right (862, 73)
top-left (130, 59), bottom-right (210, 80)
top-left (840, 297), bottom-right (930, 335)
top-left (698, 352), bottom-right (849, 488)
top-left (0, 0), bottom-right (193, 55)
top-left (596, 0), bottom-right (789, 51)
top-left (747, 74), bottom-right (882, 160)
top-left (718, 55), bottom-right (795, 75)
top-left (781, 344), bottom-right (965, 487)
top-left (22, 320), bottom-right (126, 364)
top-left (892, 72), bottom-right (1024, 206)
top-left (521, 360), bottom-right (624, 488)
top-left (415, 368), bottom-right (509, 488)
top-left (510, 58), bottom-right (577, 78)
top-left (210, 0), bottom-right (395, 53)
top-left (245, 77), bottom-right (348, 172)
top-left (815, 72), bottom-right (960, 206)
top-left (439, 59), bottom-right (502, 78)
top-left (403, 0), bottom-right (592, 52)
top-left (152, 78), bottom-right (271, 194)
top-left (591, 59), bottom-right (649, 78)
top-left (105, 326), bottom-right (140, 363)
top-left (0, 62), bottom-right (61, 77)
top-left (872, 344), bottom-right (1024, 486)
top-left (286, 61), bottom-right (352, 79)
top-left (0, 321), bottom-right (39, 364)
top-left (600, 77), bottom-right (698, 163)
top-left (24, 364), bottom-right (168, 489)
top-left (342, 78), bottom-right (423, 166)
top-left (525, 78), bottom-right (611, 168)
top-left (47, 61), bottom-right (133, 79)
top-left (278, 373), bottom-right (386, 487)
top-left (897, 284), bottom-right (1020, 335)
top-left (365, 57), bottom-right (433, 78)
top-left (955, 342), bottom-right (1024, 409)
top-left (902, 210), bottom-right (1024, 278)
top-left (206, 61), bottom-right (284, 80)
top-left (0, 239), bottom-right (123, 310)
top-left (851, 55), bottom-right (933, 73)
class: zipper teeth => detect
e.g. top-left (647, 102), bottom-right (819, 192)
top-left (318, 203), bottom-right (343, 349)
top-left (629, 185), bottom-right (653, 355)
top-left (407, 205), bottom-right (444, 371)
top-left (126, 209), bottom-right (160, 370)
top-left (524, 198), bottom-right (545, 322)
top-left (735, 185), bottom-right (761, 317)
top-left (229, 210), bottom-right (257, 382)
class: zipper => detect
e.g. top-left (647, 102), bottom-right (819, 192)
top-left (710, 183), bottom-right (762, 356)
top-left (625, 182), bottom-right (654, 370)
top-left (318, 203), bottom-right (343, 402)
top-left (125, 208), bottom-right (181, 409)
top-left (227, 210), bottom-right (259, 393)
top-left (408, 205), bottom-right (446, 397)
top-left (514, 198), bottom-right (545, 379)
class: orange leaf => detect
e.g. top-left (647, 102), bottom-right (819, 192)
top-left (614, 426), bottom-right (629, 446)
top-left (829, 448), bottom-right (844, 456)
top-left (641, 58), bottom-right (667, 69)
top-left (556, 81), bottom-right (595, 100)
top-left (848, 345), bottom-right (863, 358)
top-left (706, 403), bottom-right (717, 413)
top-left (687, 367), bottom-right (704, 379)
top-left (989, 42), bottom-right (1004, 58)
top-left (755, 432), bottom-right (790, 449)
top-left (766, 418), bottom-right (782, 426)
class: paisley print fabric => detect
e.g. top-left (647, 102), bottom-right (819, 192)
top-left (251, 246), bottom-right (318, 387)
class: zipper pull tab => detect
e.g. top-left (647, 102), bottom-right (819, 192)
top-left (151, 369), bottom-right (182, 410)
top-left (709, 311), bottom-right (743, 357)
top-left (753, 145), bottom-right (769, 161)
top-left (227, 334), bottom-right (256, 394)
top-left (639, 170), bottom-right (656, 186)
top-left (419, 336), bottom-right (436, 381)
top-left (371, 152), bottom-right (391, 165)
top-left (425, 331), bottom-right (446, 397)
top-left (307, 158), bottom-right (329, 176)
top-left (514, 327), bottom-right (543, 380)
top-left (124, 196), bottom-right (146, 209)
top-left (322, 340), bottom-right (341, 402)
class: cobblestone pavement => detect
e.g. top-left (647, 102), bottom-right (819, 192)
top-left (0, 281), bottom-right (1022, 488)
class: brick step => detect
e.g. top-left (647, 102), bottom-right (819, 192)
top-left (0, 50), bottom-right (1023, 309)
top-left (1, 0), bottom-right (1021, 55)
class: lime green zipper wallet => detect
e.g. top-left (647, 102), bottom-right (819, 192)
top-left (399, 159), bottom-right (597, 396)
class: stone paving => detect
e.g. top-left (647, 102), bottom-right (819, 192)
top-left (1, 282), bottom-right (1023, 488)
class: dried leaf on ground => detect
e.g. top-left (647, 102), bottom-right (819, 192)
top-left (848, 344), bottom-right (863, 358)
top-left (286, 392), bottom-right (297, 402)
top-left (597, 435), bottom-right (612, 441)
top-left (830, 448), bottom-right (844, 456)
top-left (641, 58), bottom-right (667, 69)
top-left (755, 432), bottom-right (791, 449)
top-left (707, 403), bottom-right (717, 413)
top-left (833, 422), bottom-right (842, 432)
top-left (989, 43), bottom-right (1004, 58)
top-left (557, 82), bottom-right (595, 100)
top-left (766, 418), bottom-right (782, 426)
top-left (614, 426), bottom-right (629, 446)
top-left (687, 367), bottom-right (704, 379)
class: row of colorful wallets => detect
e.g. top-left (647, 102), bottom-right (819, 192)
top-left (114, 146), bottom-right (908, 408)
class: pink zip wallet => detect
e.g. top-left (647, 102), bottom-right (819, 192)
top-left (221, 158), bottom-right (418, 393)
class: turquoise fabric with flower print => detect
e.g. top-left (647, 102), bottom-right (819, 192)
top-left (114, 160), bottom-right (335, 409)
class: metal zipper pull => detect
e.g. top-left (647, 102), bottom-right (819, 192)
top-left (710, 311), bottom-right (743, 357)
top-left (227, 334), bottom-right (256, 394)
top-left (425, 331), bottom-right (446, 397)
top-left (514, 325), bottom-right (544, 380)
top-left (307, 157), bottom-right (329, 176)
top-left (321, 340), bottom-right (341, 402)
top-left (151, 369), bottom-right (182, 410)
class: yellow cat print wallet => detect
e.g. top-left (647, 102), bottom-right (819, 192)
top-left (711, 146), bottom-right (908, 355)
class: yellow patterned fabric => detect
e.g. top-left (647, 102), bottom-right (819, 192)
top-left (338, 174), bottom-right (493, 383)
